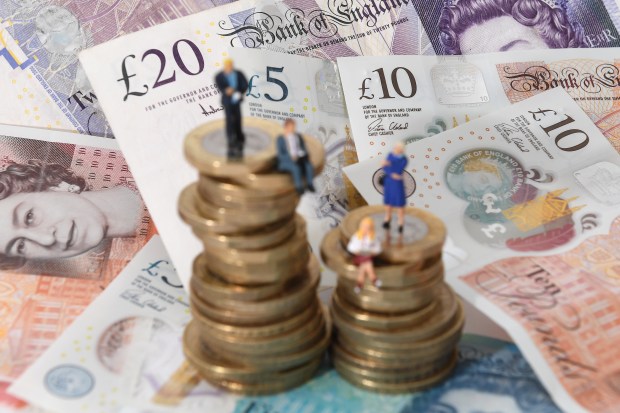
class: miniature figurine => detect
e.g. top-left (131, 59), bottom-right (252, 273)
top-left (347, 217), bottom-right (382, 293)
top-left (215, 58), bottom-right (248, 160)
top-left (276, 118), bottom-right (315, 195)
top-left (382, 142), bottom-right (408, 233)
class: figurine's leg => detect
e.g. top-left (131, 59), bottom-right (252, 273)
top-left (224, 105), bottom-right (235, 158)
top-left (368, 262), bottom-right (381, 288)
top-left (291, 166), bottom-right (304, 194)
top-left (356, 263), bottom-right (366, 289)
top-left (397, 207), bottom-right (405, 233)
top-left (383, 205), bottom-right (392, 229)
top-left (301, 158), bottom-right (315, 192)
top-left (231, 105), bottom-right (243, 158)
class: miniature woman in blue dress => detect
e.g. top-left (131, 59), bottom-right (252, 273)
top-left (382, 142), bottom-right (408, 233)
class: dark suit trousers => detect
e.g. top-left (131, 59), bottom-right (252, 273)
top-left (280, 155), bottom-right (314, 192)
top-left (224, 102), bottom-right (244, 157)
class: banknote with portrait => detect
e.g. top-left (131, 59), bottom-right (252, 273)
top-left (339, 47), bottom-right (620, 160)
top-left (412, 0), bottom-right (620, 55)
top-left (8, 236), bottom-right (561, 413)
top-left (345, 87), bottom-right (620, 413)
top-left (0, 123), bottom-right (155, 380)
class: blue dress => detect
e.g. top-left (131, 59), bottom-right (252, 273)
top-left (383, 153), bottom-right (408, 207)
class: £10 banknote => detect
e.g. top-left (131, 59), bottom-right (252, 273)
top-left (345, 87), bottom-right (620, 413)
top-left (339, 47), bottom-right (620, 160)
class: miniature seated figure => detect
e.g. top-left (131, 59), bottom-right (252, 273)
top-left (276, 118), bottom-right (315, 195)
top-left (347, 217), bottom-right (382, 294)
top-left (214, 58), bottom-right (248, 160)
top-left (382, 142), bottom-right (408, 233)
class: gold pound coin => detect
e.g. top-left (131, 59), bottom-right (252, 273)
top-left (191, 256), bottom-right (287, 303)
top-left (204, 306), bottom-right (330, 363)
top-left (202, 227), bottom-right (310, 285)
top-left (333, 338), bottom-right (454, 371)
top-left (336, 316), bottom-right (462, 363)
top-left (332, 284), bottom-right (461, 344)
top-left (184, 118), bottom-right (278, 177)
top-left (229, 134), bottom-right (326, 191)
top-left (179, 183), bottom-right (252, 235)
top-left (194, 189), bottom-right (298, 228)
top-left (330, 289), bottom-right (437, 331)
top-left (196, 215), bottom-right (301, 251)
top-left (208, 259), bottom-right (320, 314)
top-left (192, 297), bottom-right (320, 339)
top-left (197, 174), bottom-right (298, 208)
top-left (321, 229), bottom-right (443, 288)
top-left (335, 270), bottom-right (442, 313)
top-left (190, 257), bottom-right (319, 325)
top-left (185, 321), bottom-right (322, 392)
top-left (340, 206), bottom-right (446, 264)
top-left (200, 356), bottom-right (322, 395)
top-left (202, 306), bottom-right (324, 357)
top-left (334, 350), bottom-right (457, 394)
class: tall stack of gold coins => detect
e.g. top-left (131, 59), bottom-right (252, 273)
top-left (178, 118), bottom-right (331, 395)
top-left (321, 205), bottom-right (464, 393)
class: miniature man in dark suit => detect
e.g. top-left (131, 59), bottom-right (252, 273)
top-left (215, 58), bottom-right (248, 159)
top-left (276, 118), bottom-right (315, 195)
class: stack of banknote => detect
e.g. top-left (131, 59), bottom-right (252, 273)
top-left (179, 118), bottom-right (331, 394)
top-left (323, 206), bottom-right (463, 392)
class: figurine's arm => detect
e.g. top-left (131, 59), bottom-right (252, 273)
top-left (346, 236), bottom-right (362, 255)
top-left (238, 71), bottom-right (249, 94)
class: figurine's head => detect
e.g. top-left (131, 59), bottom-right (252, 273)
top-left (283, 118), bottom-right (296, 135)
top-left (223, 58), bottom-right (234, 74)
top-left (393, 142), bottom-right (405, 156)
top-left (356, 217), bottom-right (375, 239)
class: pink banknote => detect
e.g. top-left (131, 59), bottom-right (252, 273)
top-left (497, 58), bottom-right (620, 152)
top-left (0, 126), bottom-right (155, 380)
top-left (461, 217), bottom-right (620, 413)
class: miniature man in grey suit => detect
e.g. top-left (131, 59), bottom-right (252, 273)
top-left (276, 118), bottom-right (315, 195)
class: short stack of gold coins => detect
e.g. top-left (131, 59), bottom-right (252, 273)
top-left (178, 118), bottom-right (332, 395)
top-left (321, 205), bottom-right (464, 393)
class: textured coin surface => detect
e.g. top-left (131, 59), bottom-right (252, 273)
top-left (335, 270), bottom-right (442, 313)
top-left (321, 228), bottom-right (443, 288)
top-left (179, 183), bottom-right (251, 235)
top-left (195, 189), bottom-right (298, 228)
top-left (229, 134), bottom-right (326, 190)
top-left (334, 350), bottom-right (457, 394)
top-left (336, 313), bottom-right (463, 362)
top-left (332, 284), bottom-right (461, 344)
top-left (198, 174), bottom-right (298, 208)
top-left (192, 297), bottom-right (320, 339)
top-left (340, 206), bottom-right (446, 264)
top-left (330, 289), bottom-right (438, 330)
top-left (190, 256), bottom-right (319, 324)
top-left (185, 321), bottom-right (322, 392)
top-left (198, 357), bottom-right (322, 396)
top-left (333, 338), bottom-right (454, 371)
top-left (202, 229), bottom-right (310, 285)
top-left (191, 255), bottom-right (288, 303)
top-left (184, 118), bottom-right (278, 177)
top-left (204, 306), bottom-right (330, 363)
top-left (195, 215), bottom-right (300, 251)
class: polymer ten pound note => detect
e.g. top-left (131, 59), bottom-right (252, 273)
top-left (345, 87), bottom-right (620, 412)
top-left (339, 47), bottom-right (620, 161)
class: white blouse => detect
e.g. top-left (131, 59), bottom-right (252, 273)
top-left (347, 235), bottom-right (382, 256)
